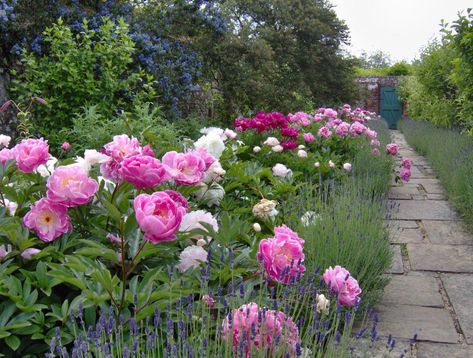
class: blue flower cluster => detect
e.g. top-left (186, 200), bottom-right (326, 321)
top-left (0, 0), bottom-right (16, 30)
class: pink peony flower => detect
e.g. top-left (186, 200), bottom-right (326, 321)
top-left (100, 159), bottom-right (122, 182)
top-left (13, 138), bottom-right (49, 173)
top-left (324, 108), bottom-right (338, 119)
top-left (302, 132), bottom-right (315, 143)
top-left (274, 224), bottom-right (304, 245)
top-left (371, 139), bottom-right (380, 147)
top-left (280, 140), bottom-right (298, 150)
top-left (222, 303), bottom-right (300, 357)
top-left (162, 151), bottom-right (206, 186)
top-left (224, 128), bottom-right (237, 140)
top-left (163, 190), bottom-right (189, 212)
top-left (335, 122), bottom-right (350, 137)
top-left (133, 191), bottom-right (186, 243)
top-left (400, 167), bottom-right (411, 182)
top-left (119, 155), bottom-right (169, 189)
top-left (386, 143), bottom-right (399, 156)
top-left (61, 142), bottom-right (71, 151)
top-left (46, 165), bottom-right (98, 207)
top-left (401, 158), bottom-right (412, 169)
top-left (177, 245), bottom-right (208, 272)
top-left (349, 122), bottom-right (367, 136)
top-left (323, 265), bottom-right (362, 306)
top-left (280, 127), bottom-right (299, 139)
top-left (21, 248), bottom-right (41, 260)
top-left (318, 126), bottom-right (332, 139)
top-left (365, 129), bottom-right (378, 139)
top-left (0, 148), bottom-right (14, 167)
top-left (102, 134), bottom-right (142, 162)
top-left (23, 198), bottom-right (71, 242)
top-left (257, 227), bottom-right (306, 284)
top-left (196, 148), bottom-right (216, 171)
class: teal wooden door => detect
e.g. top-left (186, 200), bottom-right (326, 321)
top-left (380, 86), bottom-right (402, 129)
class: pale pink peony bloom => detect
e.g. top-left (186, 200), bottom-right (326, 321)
top-left (401, 158), bottom-right (412, 169)
top-left (328, 160), bottom-right (335, 168)
top-left (365, 129), bottom-right (378, 139)
top-left (0, 134), bottom-right (11, 147)
top-left (370, 139), bottom-right (380, 147)
top-left (177, 245), bottom-right (208, 272)
top-left (343, 163), bottom-right (352, 171)
top-left (263, 137), bottom-right (280, 147)
top-left (314, 161), bottom-right (320, 168)
top-left (324, 108), bottom-right (338, 119)
top-left (400, 167), bottom-right (411, 182)
top-left (2, 198), bottom-right (17, 216)
top-left (0, 148), bottom-right (14, 167)
top-left (385, 143), bottom-right (399, 156)
top-left (102, 134), bottom-right (142, 162)
top-left (272, 163), bottom-right (292, 178)
top-left (323, 265), bottom-right (362, 306)
top-left (61, 142), bottom-right (71, 151)
top-left (0, 244), bottom-right (12, 259)
top-left (196, 148), bottom-right (216, 171)
top-left (349, 122), bottom-right (367, 136)
top-left (224, 128), bottom-right (237, 140)
top-left (257, 226), bottom-right (306, 284)
top-left (335, 122), bottom-right (350, 137)
top-left (46, 165), bottom-right (98, 207)
top-left (303, 132), bottom-right (315, 143)
top-left (317, 126), bottom-right (332, 138)
top-left (162, 151), bottom-right (206, 186)
top-left (180, 210), bottom-right (219, 234)
top-left (23, 198), bottom-right (71, 242)
top-left (133, 192), bottom-right (186, 243)
top-left (297, 150), bottom-right (308, 158)
top-left (271, 145), bottom-right (284, 153)
top-left (253, 146), bottom-right (261, 153)
top-left (13, 138), bottom-right (50, 173)
top-left (119, 155), bottom-right (169, 189)
top-left (222, 303), bottom-right (300, 357)
top-left (21, 248), bottom-right (41, 260)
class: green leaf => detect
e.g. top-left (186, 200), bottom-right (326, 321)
top-left (5, 335), bottom-right (20, 351)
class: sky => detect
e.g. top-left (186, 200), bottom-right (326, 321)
top-left (329, 0), bottom-right (472, 63)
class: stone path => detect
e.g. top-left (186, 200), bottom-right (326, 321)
top-left (376, 130), bottom-right (473, 357)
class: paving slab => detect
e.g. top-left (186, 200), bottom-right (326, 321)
top-left (426, 193), bottom-right (447, 200)
top-left (408, 244), bottom-right (473, 273)
top-left (381, 274), bottom-right (443, 307)
top-left (390, 228), bottom-right (425, 244)
top-left (422, 182), bottom-right (446, 194)
top-left (423, 220), bottom-right (473, 245)
top-left (351, 338), bottom-right (412, 357)
top-left (386, 245), bottom-right (404, 274)
top-left (376, 304), bottom-right (459, 343)
top-left (441, 274), bottom-right (473, 344)
top-left (392, 200), bottom-right (458, 221)
top-left (417, 343), bottom-right (473, 358)
top-left (388, 220), bottom-right (419, 229)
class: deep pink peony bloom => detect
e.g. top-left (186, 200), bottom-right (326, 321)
top-left (13, 138), bottom-right (49, 173)
top-left (119, 155), bottom-right (169, 189)
top-left (401, 158), bottom-right (412, 169)
top-left (196, 148), bottom-right (216, 171)
top-left (133, 192), bottom-right (186, 243)
top-left (163, 190), bottom-right (189, 212)
top-left (302, 132), bottom-right (315, 143)
top-left (386, 143), bottom-right (399, 156)
top-left (257, 227), bottom-right (306, 284)
top-left (222, 303), bottom-right (300, 357)
top-left (280, 127), bottom-right (299, 139)
top-left (335, 122), bottom-right (350, 137)
top-left (46, 165), bottom-right (98, 207)
top-left (323, 265), bottom-right (362, 306)
top-left (280, 140), bottom-right (298, 150)
top-left (400, 167), bottom-right (411, 182)
top-left (162, 151), bottom-right (206, 185)
top-left (23, 198), bottom-right (71, 242)
top-left (141, 144), bottom-right (155, 157)
top-left (318, 126), bottom-right (332, 139)
top-left (0, 148), bottom-right (14, 167)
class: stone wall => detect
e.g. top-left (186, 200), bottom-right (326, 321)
top-left (355, 76), bottom-right (406, 115)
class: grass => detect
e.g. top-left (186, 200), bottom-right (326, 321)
top-left (399, 119), bottom-right (473, 229)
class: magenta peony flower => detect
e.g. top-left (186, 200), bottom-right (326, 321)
top-left (274, 224), bottom-right (304, 245)
top-left (163, 190), bottom-right (189, 212)
top-left (400, 167), bottom-right (411, 182)
top-left (302, 132), bottom-right (315, 143)
top-left (13, 138), bottom-right (49, 173)
top-left (222, 303), bottom-right (300, 357)
top-left (323, 265), bottom-right (362, 306)
top-left (119, 155), bottom-right (169, 189)
top-left (385, 143), bottom-right (399, 156)
top-left (401, 158), bottom-right (412, 169)
top-left (46, 165), bottom-right (98, 207)
top-left (162, 151), bottom-right (206, 185)
top-left (280, 127), bottom-right (299, 139)
top-left (324, 108), bottom-right (338, 119)
top-left (280, 140), bottom-right (298, 150)
top-left (23, 198), bottom-right (71, 242)
top-left (317, 126), bottom-right (332, 139)
top-left (0, 148), bottom-right (14, 167)
top-left (335, 122), bottom-right (350, 137)
top-left (257, 227), bottom-right (306, 284)
top-left (133, 192), bottom-right (186, 243)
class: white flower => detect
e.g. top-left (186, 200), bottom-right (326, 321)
top-left (224, 128), bottom-right (237, 140)
top-left (316, 294), bottom-right (330, 314)
top-left (343, 163), bottom-right (352, 171)
top-left (298, 145), bottom-right (306, 149)
top-left (200, 127), bottom-right (225, 139)
top-left (36, 156), bottom-right (58, 177)
top-left (252, 199), bottom-right (278, 219)
top-left (203, 161), bottom-right (226, 183)
top-left (177, 246), bottom-right (208, 272)
top-left (328, 160), bottom-right (335, 168)
top-left (299, 348), bottom-right (313, 358)
top-left (271, 145), bottom-right (284, 153)
top-left (264, 137), bottom-right (280, 147)
top-left (75, 150), bottom-right (110, 173)
top-left (314, 161), bottom-right (320, 168)
top-left (272, 163), bottom-right (292, 178)
top-left (194, 133), bottom-right (226, 159)
top-left (196, 238), bottom-right (207, 247)
top-left (301, 211), bottom-right (321, 227)
top-left (253, 146), bottom-right (261, 153)
top-left (180, 210), bottom-right (219, 235)
top-left (0, 244), bottom-right (12, 259)
top-left (194, 183), bottom-right (225, 207)
top-left (297, 150), bottom-right (308, 158)
top-left (1, 198), bottom-right (17, 216)
top-left (0, 134), bottom-right (11, 147)
top-left (252, 223), bottom-right (262, 232)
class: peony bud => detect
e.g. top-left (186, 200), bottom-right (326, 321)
top-left (21, 248), bottom-right (41, 260)
top-left (314, 161), bottom-right (320, 168)
top-left (252, 223), bottom-right (262, 232)
top-left (272, 145), bottom-right (283, 153)
top-left (61, 142), bottom-right (71, 151)
top-left (297, 150), bottom-right (308, 158)
top-left (328, 160), bottom-right (335, 168)
top-left (343, 163), bottom-right (352, 171)
top-left (253, 146), bottom-right (261, 153)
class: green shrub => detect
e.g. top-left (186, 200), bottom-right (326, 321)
top-left (10, 18), bottom-right (155, 149)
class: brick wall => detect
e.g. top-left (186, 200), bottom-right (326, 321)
top-left (355, 76), bottom-right (405, 115)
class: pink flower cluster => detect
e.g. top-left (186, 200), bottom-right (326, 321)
top-left (257, 225), bottom-right (306, 284)
top-left (400, 157), bottom-right (412, 182)
top-left (323, 265), bottom-right (362, 306)
top-left (386, 143), bottom-right (399, 156)
top-left (222, 303), bottom-right (300, 357)
top-left (234, 112), bottom-right (289, 133)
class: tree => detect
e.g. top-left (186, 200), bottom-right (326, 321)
top-left (359, 50), bottom-right (392, 69)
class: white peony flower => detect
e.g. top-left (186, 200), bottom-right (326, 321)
top-left (343, 163), bottom-right (352, 171)
top-left (180, 210), bottom-right (219, 235)
top-left (297, 150), bottom-right (308, 158)
top-left (253, 146), bottom-right (261, 153)
top-left (316, 294), bottom-right (330, 314)
top-left (314, 161), bottom-right (320, 168)
top-left (203, 161), bottom-right (226, 183)
top-left (36, 156), bottom-right (58, 177)
top-left (252, 199), bottom-right (278, 219)
top-left (224, 128), bottom-right (237, 140)
top-left (0, 134), bottom-right (11, 147)
top-left (272, 163), bottom-right (292, 178)
top-left (194, 133), bottom-right (226, 159)
top-left (298, 144), bottom-right (306, 149)
top-left (271, 145), bottom-right (284, 153)
top-left (264, 137), bottom-right (280, 147)
top-left (200, 127), bottom-right (225, 139)
top-left (328, 160), bottom-right (335, 168)
top-left (177, 246), bottom-right (208, 272)
top-left (196, 238), bottom-right (207, 247)
top-left (194, 183), bottom-right (225, 207)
